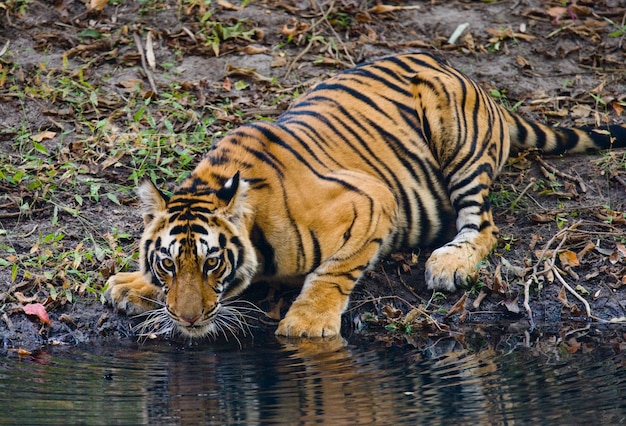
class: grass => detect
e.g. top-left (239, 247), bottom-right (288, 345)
top-left (0, 0), bottom-right (283, 308)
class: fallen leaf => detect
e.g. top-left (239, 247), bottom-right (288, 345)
top-left (609, 251), bottom-right (621, 264)
top-left (22, 303), bottom-right (51, 325)
top-left (238, 45), bottom-right (268, 55)
top-left (31, 131), bottom-right (56, 142)
top-left (145, 31), bottom-right (156, 71)
top-left (18, 348), bottom-right (32, 357)
top-left (559, 250), bottom-right (580, 268)
top-left (492, 263), bottom-right (508, 294)
top-left (216, 0), bottom-right (241, 11)
top-left (546, 6), bottom-right (568, 19)
top-left (577, 242), bottom-right (596, 260)
top-left (281, 22), bottom-right (308, 37)
top-left (563, 337), bottom-right (581, 354)
top-left (502, 295), bottom-right (520, 314)
top-left (571, 104), bottom-right (592, 119)
top-left (382, 304), bottom-right (402, 320)
top-left (445, 293), bottom-right (467, 320)
top-left (557, 286), bottom-right (570, 307)
top-left (530, 213), bottom-right (554, 223)
top-left (13, 292), bottom-right (39, 304)
top-left (575, 284), bottom-right (590, 295)
top-left (90, 0), bottom-right (108, 11)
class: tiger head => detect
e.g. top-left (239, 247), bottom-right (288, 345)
top-left (136, 172), bottom-right (259, 339)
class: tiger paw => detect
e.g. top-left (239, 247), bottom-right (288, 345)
top-left (425, 245), bottom-right (477, 291)
top-left (105, 271), bottom-right (164, 315)
top-left (275, 302), bottom-right (342, 338)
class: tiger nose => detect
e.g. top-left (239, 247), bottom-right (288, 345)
top-left (180, 314), bottom-right (201, 325)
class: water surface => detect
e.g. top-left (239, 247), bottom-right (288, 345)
top-left (1, 327), bottom-right (625, 424)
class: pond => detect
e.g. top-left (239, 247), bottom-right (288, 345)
top-left (1, 325), bottom-right (625, 424)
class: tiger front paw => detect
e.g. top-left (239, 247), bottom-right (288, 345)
top-left (105, 271), bottom-right (164, 315)
top-left (275, 301), bottom-right (342, 338)
top-left (425, 245), bottom-right (477, 291)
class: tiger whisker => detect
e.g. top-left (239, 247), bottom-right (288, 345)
top-left (131, 307), bottom-right (176, 339)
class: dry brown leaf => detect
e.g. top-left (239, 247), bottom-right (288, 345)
top-left (445, 293), bottom-right (467, 320)
top-left (564, 337), bottom-right (581, 354)
top-left (559, 250), bottom-right (580, 268)
top-left (502, 295), bottom-right (520, 314)
top-left (403, 308), bottom-right (422, 324)
top-left (281, 22), bottom-right (308, 37)
top-left (557, 285), bottom-right (570, 307)
top-left (216, 0), bottom-right (241, 11)
top-left (610, 251), bottom-right (621, 265)
top-left (486, 27), bottom-right (536, 41)
top-left (382, 304), bottom-right (402, 320)
top-left (223, 76), bottom-right (232, 92)
top-left (492, 263), bottom-right (508, 294)
top-left (13, 292), bottom-right (38, 304)
top-left (571, 104), bottom-right (592, 119)
top-left (546, 6), bottom-right (568, 18)
top-left (31, 130), bottom-right (56, 142)
top-left (90, 0), bottom-right (108, 11)
top-left (544, 260), bottom-right (554, 283)
top-left (530, 213), bottom-right (554, 223)
top-left (239, 45), bottom-right (268, 55)
top-left (578, 242), bottom-right (596, 260)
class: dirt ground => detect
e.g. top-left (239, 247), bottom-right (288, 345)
top-left (1, 0), bottom-right (625, 353)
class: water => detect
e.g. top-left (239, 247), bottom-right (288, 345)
top-left (1, 327), bottom-right (625, 425)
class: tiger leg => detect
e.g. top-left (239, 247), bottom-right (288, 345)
top-left (276, 172), bottom-right (398, 337)
top-left (105, 271), bottom-right (165, 315)
top-left (425, 164), bottom-right (499, 291)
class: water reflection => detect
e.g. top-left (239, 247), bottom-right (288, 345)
top-left (1, 328), bottom-right (625, 424)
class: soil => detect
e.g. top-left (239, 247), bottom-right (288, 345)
top-left (1, 0), bottom-right (625, 353)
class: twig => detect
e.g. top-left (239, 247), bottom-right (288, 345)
top-left (133, 32), bottom-right (158, 95)
top-left (552, 265), bottom-right (591, 318)
top-left (614, 175), bottom-right (626, 189)
top-left (531, 221), bottom-right (581, 277)
top-left (523, 278), bottom-right (535, 330)
top-left (509, 179), bottom-right (536, 211)
top-left (534, 155), bottom-right (587, 193)
top-left (285, 0), bottom-right (337, 78)
top-left (316, 0), bottom-right (355, 67)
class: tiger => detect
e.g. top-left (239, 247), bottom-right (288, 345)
top-left (105, 52), bottom-right (626, 339)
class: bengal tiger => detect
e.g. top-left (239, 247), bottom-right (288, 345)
top-left (105, 52), bottom-right (626, 339)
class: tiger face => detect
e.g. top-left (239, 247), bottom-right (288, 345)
top-left (133, 172), bottom-right (259, 339)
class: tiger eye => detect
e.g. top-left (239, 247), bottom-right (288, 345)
top-left (206, 257), bottom-right (219, 268)
top-left (161, 258), bottom-right (175, 270)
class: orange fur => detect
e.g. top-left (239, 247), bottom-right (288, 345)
top-left (106, 53), bottom-right (626, 338)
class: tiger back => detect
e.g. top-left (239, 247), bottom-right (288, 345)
top-left (106, 52), bottom-right (626, 339)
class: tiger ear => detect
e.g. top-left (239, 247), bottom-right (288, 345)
top-left (215, 171), bottom-right (249, 222)
top-left (137, 181), bottom-right (169, 225)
